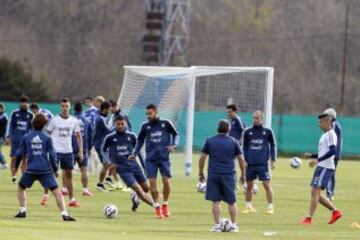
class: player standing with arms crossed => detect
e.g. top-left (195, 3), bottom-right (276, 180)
top-left (227, 104), bottom-right (246, 143)
top-left (301, 113), bottom-right (343, 225)
top-left (242, 110), bottom-right (277, 215)
top-left (198, 120), bottom-right (246, 232)
top-left (45, 98), bottom-right (83, 208)
top-left (130, 104), bottom-right (179, 218)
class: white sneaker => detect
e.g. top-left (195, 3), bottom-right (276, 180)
top-left (227, 223), bottom-right (239, 233)
top-left (210, 223), bottom-right (223, 232)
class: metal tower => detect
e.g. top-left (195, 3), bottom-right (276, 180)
top-left (143, 0), bottom-right (190, 66)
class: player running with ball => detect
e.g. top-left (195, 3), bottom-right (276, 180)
top-left (130, 104), bottom-right (179, 218)
top-left (301, 113), bottom-right (343, 225)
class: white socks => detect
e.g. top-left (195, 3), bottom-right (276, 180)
top-left (268, 203), bottom-right (274, 209)
top-left (163, 201), bottom-right (169, 206)
top-left (19, 207), bottom-right (26, 213)
top-left (70, 198), bottom-right (76, 202)
top-left (153, 202), bottom-right (160, 208)
top-left (246, 202), bottom-right (252, 208)
top-left (61, 210), bottom-right (68, 216)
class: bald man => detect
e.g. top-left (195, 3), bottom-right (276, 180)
top-left (242, 110), bottom-right (277, 215)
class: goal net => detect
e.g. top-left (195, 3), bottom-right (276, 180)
top-left (117, 66), bottom-right (274, 176)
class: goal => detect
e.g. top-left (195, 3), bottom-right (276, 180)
top-left (117, 66), bottom-right (274, 176)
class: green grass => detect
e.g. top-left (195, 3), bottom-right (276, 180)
top-left (0, 146), bottom-right (359, 240)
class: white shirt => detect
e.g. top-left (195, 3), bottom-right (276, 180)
top-left (317, 129), bottom-right (337, 170)
top-left (47, 115), bottom-right (80, 153)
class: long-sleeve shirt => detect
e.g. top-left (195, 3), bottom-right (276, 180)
top-left (93, 114), bottom-right (114, 149)
top-left (84, 106), bottom-right (99, 130)
top-left (39, 108), bottom-right (54, 121)
top-left (0, 112), bottom-right (8, 139)
top-left (8, 109), bottom-right (34, 143)
top-left (242, 125), bottom-right (277, 166)
top-left (101, 130), bottom-right (139, 172)
top-left (332, 120), bottom-right (342, 161)
top-left (133, 118), bottom-right (179, 161)
top-left (15, 130), bottom-right (57, 174)
top-left (229, 115), bottom-right (246, 142)
top-left (72, 112), bottom-right (93, 154)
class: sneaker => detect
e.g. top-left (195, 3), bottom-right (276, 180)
top-left (61, 188), bottom-right (69, 196)
top-left (300, 217), bottom-right (312, 225)
top-left (96, 183), bottom-right (107, 192)
top-left (40, 195), bottom-right (49, 207)
top-left (113, 182), bottom-right (124, 190)
top-left (82, 190), bottom-right (93, 197)
top-left (68, 200), bottom-right (80, 208)
top-left (131, 192), bottom-right (140, 212)
top-left (162, 204), bottom-right (170, 217)
top-left (11, 176), bottom-right (17, 184)
top-left (328, 210), bottom-right (343, 224)
top-left (266, 207), bottom-right (274, 215)
top-left (155, 207), bottom-right (163, 219)
top-left (14, 211), bottom-right (26, 218)
top-left (121, 187), bottom-right (132, 192)
top-left (210, 223), bottom-right (222, 232)
top-left (105, 177), bottom-right (113, 184)
top-left (227, 223), bottom-right (239, 233)
top-left (242, 207), bottom-right (257, 214)
top-left (62, 215), bottom-right (76, 221)
top-left (104, 181), bottom-right (116, 191)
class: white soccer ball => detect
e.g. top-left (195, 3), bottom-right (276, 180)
top-left (242, 183), bottom-right (259, 195)
top-left (220, 218), bottom-right (231, 232)
top-left (196, 181), bottom-right (206, 193)
top-left (290, 157), bottom-right (302, 169)
top-left (103, 204), bottom-right (118, 219)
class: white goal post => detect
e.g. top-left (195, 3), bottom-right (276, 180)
top-left (117, 66), bottom-right (274, 176)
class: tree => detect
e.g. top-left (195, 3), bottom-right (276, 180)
top-left (0, 56), bottom-right (51, 101)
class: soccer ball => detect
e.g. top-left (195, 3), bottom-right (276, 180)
top-left (220, 218), bottom-right (231, 232)
top-left (242, 183), bottom-right (259, 195)
top-left (290, 157), bottom-right (302, 169)
top-left (196, 181), bottom-right (206, 193)
top-left (103, 204), bottom-right (118, 219)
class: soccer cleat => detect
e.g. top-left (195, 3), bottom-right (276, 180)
top-left (300, 217), bottom-right (312, 225)
top-left (266, 207), bottom-right (274, 215)
top-left (40, 195), bottom-right (49, 207)
top-left (62, 215), bottom-right (76, 221)
top-left (131, 192), bottom-right (140, 212)
top-left (14, 212), bottom-right (26, 218)
top-left (11, 176), bottom-right (17, 184)
top-left (242, 207), bottom-right (257, 214)
top-left (162, 204), bottom-right (170, 217)
top-left (155, 207), bottom-right (163, 219)
top-left (82, 190), bottom-right (93, 197)
top-left (328, 210), bottom-right (343, 224)
top-left (227, 224), bottom-right (239, 233)
top-left (121, 187), bottom-right (132, 192)
top-left (210, 223), bottom-right (222, 232)
top-left (96, 183), bottom-right (107, 192)
top-left (61, 188), bottom-right (69, 196)
top-left (68, 201), bottom-right (80, 208)
top-left (104, 181), bottom-right (116, 191)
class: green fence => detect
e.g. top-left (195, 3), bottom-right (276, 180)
top-left (1, 101), bottom-right (358, 156)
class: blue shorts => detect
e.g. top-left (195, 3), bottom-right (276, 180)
top-left (73, 152), bottom-right (88, 168)
top-left (19, 172), bottom-right (58, 190)
top-left (205, 173), bottom-right (237, 204)
top-left (95, 147), bottom-right (110, 164)
top-left (311, 166), bottom-right (335, 190)
top-left (246, 165), bottom-right (271, 181)
top-left (118, 165), bottom-right (147, 187)
top-left (57, 153), bottom-right (74, 170)
top-left (146, 160), bottom-right (172, 178)
top-left (10, 142), bottom-right (20, 158)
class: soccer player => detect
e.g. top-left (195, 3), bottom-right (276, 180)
top-left (0, 103), bottom-right (9, 169)
top-left (198, 119), bottom-right (246, 232)
top-left (94, 101), bottom-right (118, 192)
top-left (72, 102), bottom-right (93, 196)
top-left (242, 110), bottom-right (277, 215)
top-left (14, 114), bottom-right (76, 221)
top-left (102, 115), bottom-right (156, 212)
top-left (84, 97), bottom-right (98, 129)
top-left (301, 113), bottom-right (343, 225)
top-left (323, 108), bottom-right (342, 201)
top-left (30, 103), bottom-right (54, 121)
top-left (227, 104), bottom-right (246, 143)
top-left (130, 104), bottom-right (179, 218)
top-left (8, 96), bottom-right (34, 183)
top-left (45, 98), bottom-right (83, 208)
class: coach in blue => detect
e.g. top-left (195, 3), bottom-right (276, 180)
top-left (323, 108), bottom-right (342, 201)
top-left (242, 110), bottom-right (277, 215)
top-left (102, 115), bottom-right (155, 213)
top-left (131, 104), bottom-right (179, 219)
top-left (14, 114), bottom-right (75, 221)
top-left (198, 119), bottom-right (246, 232)
top-left (0, 103), bottom-right (9, 168)
top-left (227, 104), bottom-right (246, 143)
top-left (8, 96), bottom-right (34, 184)
top-left (72, 102), bottom-right (93, 196)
